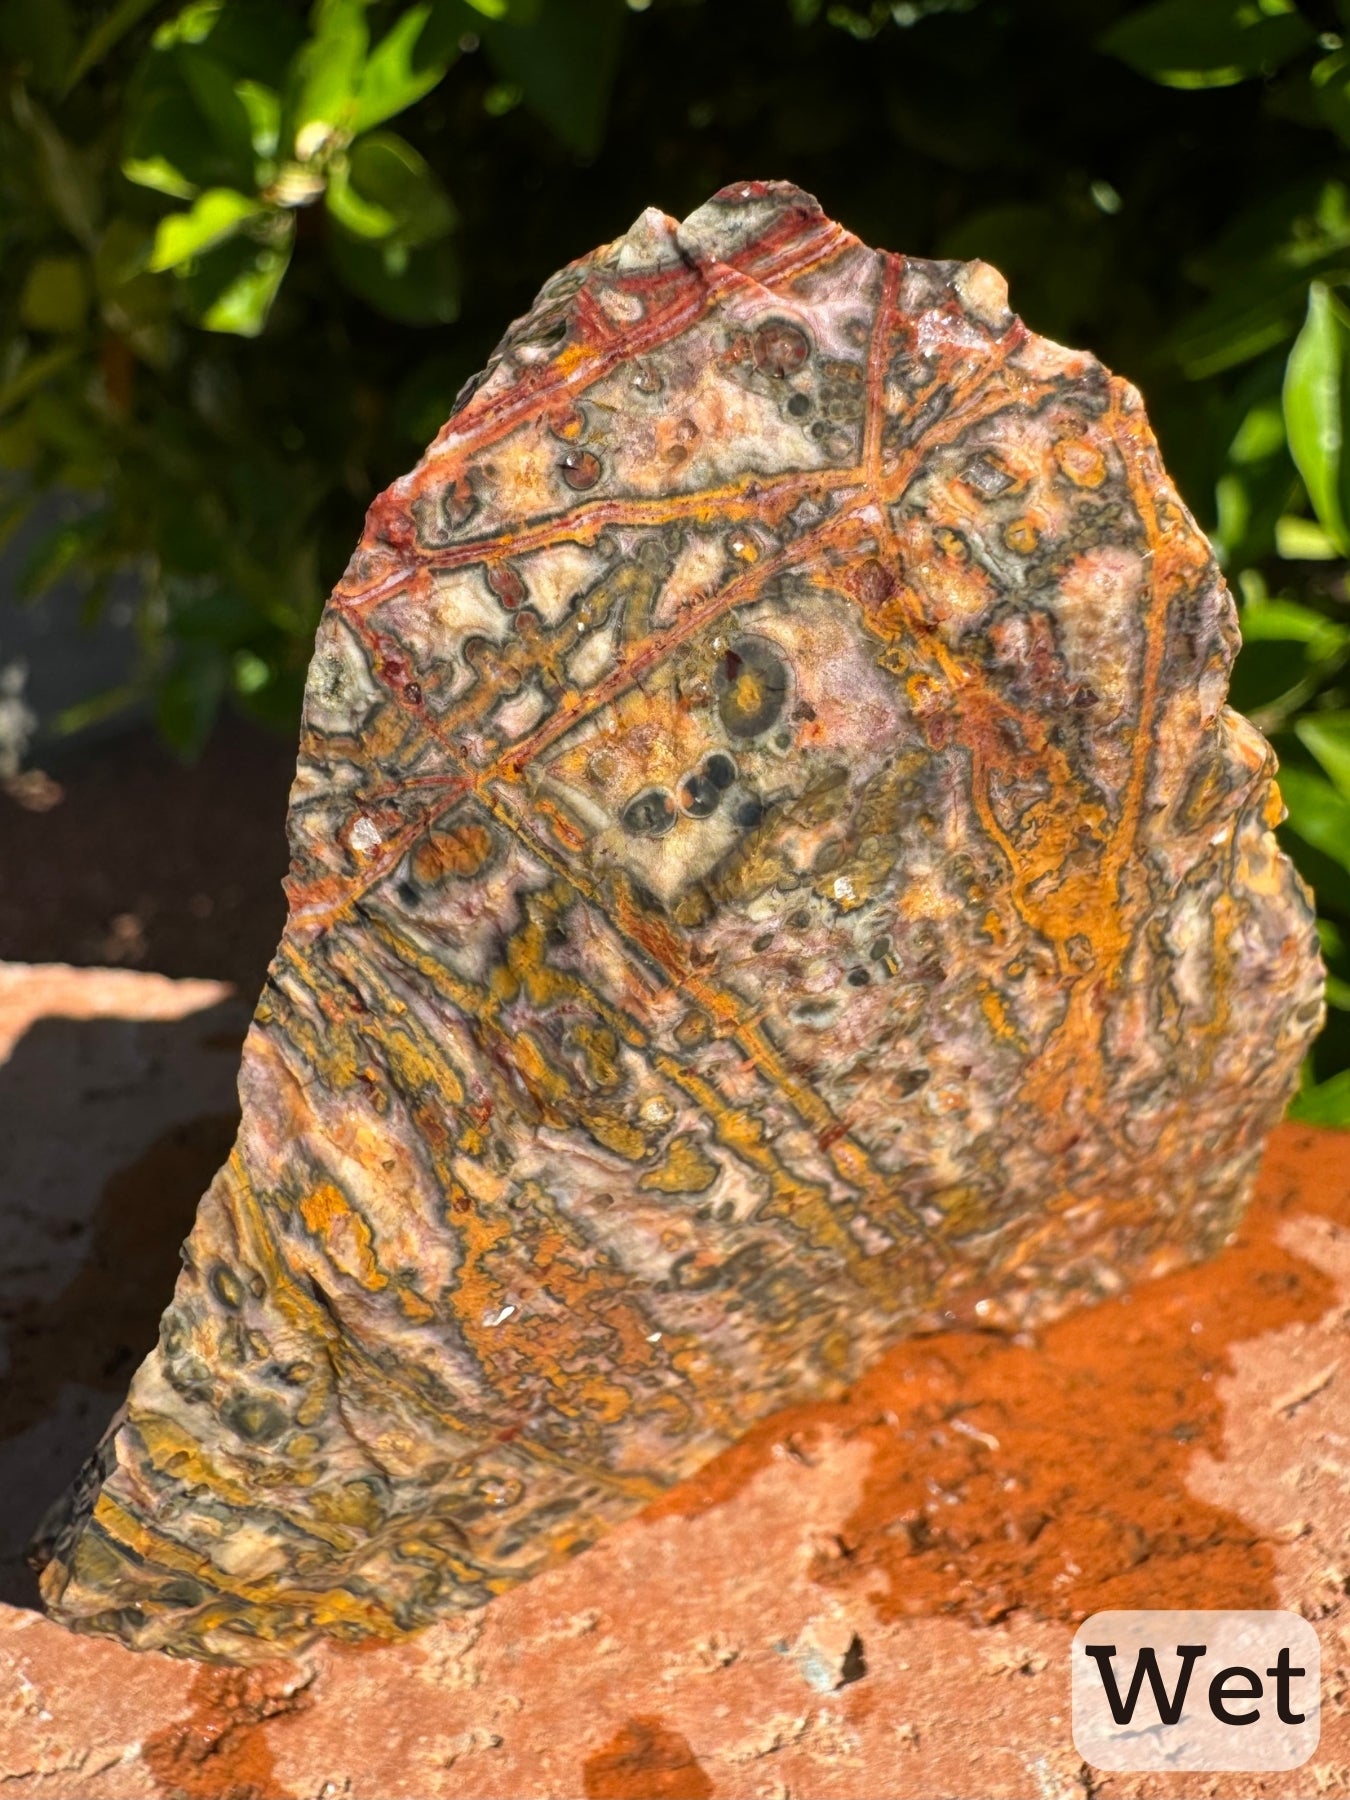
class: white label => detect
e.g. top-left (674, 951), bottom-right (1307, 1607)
top-left (1072, 1611), bottom-right (1320, 1772)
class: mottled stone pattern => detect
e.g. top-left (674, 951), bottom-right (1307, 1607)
top-left (39, 182), bottom-right (1322, 1661)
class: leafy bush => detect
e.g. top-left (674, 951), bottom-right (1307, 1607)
top-left (1, 0), bottom-right (1348, 1115)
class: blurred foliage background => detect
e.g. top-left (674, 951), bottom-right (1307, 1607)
top-left (1, 0), bottom-right (1349, 1117)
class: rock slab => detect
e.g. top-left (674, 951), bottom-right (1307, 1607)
top-left (39, 180), bottom-right (1322, 1658)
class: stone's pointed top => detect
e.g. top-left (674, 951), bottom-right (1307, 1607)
top-left (613, 204), bottom-right (682, 275)
top-left (677, 178), bottom-right (833, 268)
top-left (612, 183), bottom-right (834, 281)
top-left (37, 183), bottom-right (1322, 1662)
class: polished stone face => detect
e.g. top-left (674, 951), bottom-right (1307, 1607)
top-left (38, 181), bottom-right (1323, 1661)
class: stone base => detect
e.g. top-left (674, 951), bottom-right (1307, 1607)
top-left (2, 1048), bottom-right (1347, 1797)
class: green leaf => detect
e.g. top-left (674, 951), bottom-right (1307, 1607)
top-left (1241, 593), bottom-right (1350, 656)
top-left (1231, 395), bottom-right (1287, 462)
top-left (479, 0), bottom-right (625, 158)
top-left (325, 131), bottom-right (455, 243)
top-left (1213, 391), bottom-right (1297, 564)
top-left (1313, 48), bottom-right (1350, 146)
top-left (1099, 0), bottom-right (1315, 90)
top-left (175, 45), bottom-right (258, 184)
top-left (328, 227), bottom-right (459, 323)
top-left (13, 91), bottom-right (102, 247)
top-left (152, 0), bottom-right (223, 51)
top-left (123, 154), bottom-right (199, 199)
top-left (19, 256), bottom-right (92, 333)
top-left (63, 0), bottom-right (162, 92)
top-left (1288, 1067), bottom-right (1350, 1125)
top-left (1278, 764), bottom-right (1350, 875)
top-left (287, 0), bottom-right (370, 160)
top-left (1275, 512), bottom-right (1341, 557)
top-left (1284, 281), bottom-right (1350, 553)
top-left (1298, 713), bottom-right (1350, 798)
top-left (1172, 179), bottom-right (1350, 378)
top-left (156, 652), bottom-right (227, 760)
top-left (236, 79), bottom-right (281, 157)
top-left (352, 5), bottom-right (454, 133)
top-left (0, 344), bottom-right (80, 419)
top-left (148, 188), bottom-right (266, 270)
top-left (123, 53), bottom-right (263, 196)
top-left (193, 226), bottom-right (295, 336)
top-left (1319, 919), bottom-right (1350, 1007)
top-left (55, 683), bottom-right (140, 737)
top-left (0, 0), bottom-right (76, 93)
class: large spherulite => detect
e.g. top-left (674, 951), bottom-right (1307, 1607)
top-left (622, 788), bottom-right (677, 836)
top-left (715, 639), bottom-right (789, 739)
top-left (677, 769), bottom-right (721, 818)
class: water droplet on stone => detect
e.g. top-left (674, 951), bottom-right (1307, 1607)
top-left (559, 448), bottom-right (602, 490)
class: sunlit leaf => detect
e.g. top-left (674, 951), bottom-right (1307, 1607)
top-left (1278, 764), bottom-right (1350, 875)
top-left (353, 5), bottom-right (454, 134)
top-left (152, 0), bottom-right (224, 52)
top-left (236, 79), bottom-right (281, 157)
top-left (1284, 281), bottom-right (1350, 553)
top-left (197, 232), bottom-right (294, 337)
top-left (1313, 48), bottom-right (1350, 147)
top-left (1100, 0), bottom-right (1314, 90)
top-left (1275, 512), bottom-right (1341, 557)
top-left (183, 216), bottom-right (295, 334)
top-left (326, 168), bottom-right (399, 238)
top-left (1288, 1067), bottom-right (1350, 1125)
top-left (1298, 713), bottom-right (1350, 798)
top-left (287, 0), bottom-right (369, 159)
top-left (1241, 593), bottom-right (1350, 656)
top-left (123, 154), bottom-right (199, 199)
top-left (326, 132), bottom-right (455, 244)
top-left (148, 188), bottom-right (265, 271)
top-left (1320, 919), bottom-right (1350, 1008)
top-left (123, 53), bottom-right (262, 195)
top-left (1213, 392), bottom-right (1296, 564)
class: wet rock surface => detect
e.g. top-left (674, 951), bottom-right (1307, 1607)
top-left (33, 179), bottom-right (1322, 1660)
top-left (0, 1110), bottom-right (1347, 1797)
